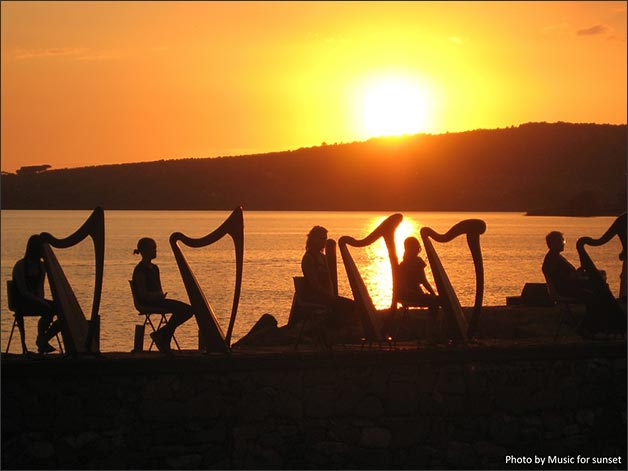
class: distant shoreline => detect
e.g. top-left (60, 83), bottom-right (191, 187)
top-left (0, 207), bottom-right (623, 217)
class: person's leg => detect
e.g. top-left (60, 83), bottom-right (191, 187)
top-left (151, 299), bottom-right (193, 352)
top-left (29, 299), bottom-right (57, 352)
top-left (161, 299), bottom-right (194, 332)
top-left (37, 314), bottom-right (53, 340)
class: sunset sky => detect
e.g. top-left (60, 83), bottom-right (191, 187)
top-left (1, 1), bottom-right (626, 173)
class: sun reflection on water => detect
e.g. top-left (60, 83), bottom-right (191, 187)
top-left (357, 216), bottom-right (436, 310)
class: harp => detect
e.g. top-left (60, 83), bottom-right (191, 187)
top-left (576, 212), bottom-right (626, 334)
top-left (420, 219), bottom-right (486, 343)
top-left (339, 213), bottom-right (403, 343)
top-left (169, 207), bottom-right (244, 353)
top-left (39, 207), bottom-right (105, 354)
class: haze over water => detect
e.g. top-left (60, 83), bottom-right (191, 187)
top-left (1, 210), bottom-right (622, 353)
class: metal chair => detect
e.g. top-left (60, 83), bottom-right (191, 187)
top-left (394, 296), bottom-right (439, 344)
top-left (544, 277), bottom-right (583, 342)
top-left (129, 280), bottom-right (180, 352)
top-left (5, 280), bottom-right (63, 355)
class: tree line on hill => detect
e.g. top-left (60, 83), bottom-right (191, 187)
top-left (2, 122), bottom-right (626, 215)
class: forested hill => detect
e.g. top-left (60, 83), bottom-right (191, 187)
top-left (2, 122), bottom-right (626, 215)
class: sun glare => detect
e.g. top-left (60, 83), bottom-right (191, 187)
top-left (360, 76), bottom-right (432, 138)
top-left (362, 217), bottom-right (429, 309)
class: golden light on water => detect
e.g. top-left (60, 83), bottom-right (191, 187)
top-left (357, 216), bottom-right (432, 309)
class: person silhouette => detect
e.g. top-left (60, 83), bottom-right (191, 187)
top-left (542, 231), bottom-right (592, 300)
top-left (397, 236), bottom-right (439, 337)
top-left (301, 226), bottom-right (355, 326)
top-left (132, 237), bottom-right (193, 353)
top-left (398, 236), bottom-right (438, 304)
top-left (12, 234), bottom-right (61, 353)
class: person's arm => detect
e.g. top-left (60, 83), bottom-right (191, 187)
top-left (417, 270), bottom-right (436, 296)
top-left (12, 260), bottom-right (51, 309)
top-left (133, 268), bottom-right (165, 305)
top-left (415, 258), bottom-right (436, 296)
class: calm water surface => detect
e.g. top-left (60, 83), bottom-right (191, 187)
top-left (1, 210), bottom-right (622, 353)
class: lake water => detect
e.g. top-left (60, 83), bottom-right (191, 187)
top-left (1, 210), bottom-right (622, 353)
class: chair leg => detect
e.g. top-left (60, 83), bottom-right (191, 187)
top-left (295, 312), bottom-right (311, 350)
top-left (554, 303), bottom-right (570, 342)
top-left (16, 315), bottom-right (28, 354)
top-left (144, 316), bottom-right (159, 351)
top-left (392, 307), bottom-right (405, 342)
top-left (171, 334), bottom-right (181, 351)
top-left (168, 315), bottom-right (181, 351)
top-left (5, 317), bottom-right (18, 354)
top-left (160, 314), bottom-right (181, 351)
top-left (554, 307), bottom-right (563, 342)
top-left (55, 332), bottom-right (64, 354)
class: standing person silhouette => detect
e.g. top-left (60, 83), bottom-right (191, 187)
top-left (132, 237), bottom-right (193, 353)
top-left (12, 234), bottom-right (61, 353)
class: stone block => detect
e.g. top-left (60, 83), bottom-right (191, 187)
top-left (27, 440), bottom-right (55, 460)
top-left (468, 393), bottom-right (493, 415)
top-left (434, 366), bottom-right (466, 395)
top-left (361, 427), bottom-right (392, 449)
top-left (467, 369), bottom-right (487, 395)
top-left (272, 390), bottom-right (303, 419)
top-left (165, 453), bottom-right (203, 469)
top-left (417, 365), bottom-right (438, 393)
top-left (446, 441), bottom-right (476, 468)
top-left (312, 441), bottom-right (352, 463)
top-left (527, 388), bottom-right (556, 411)
top-left (488, 415), bottom-right (519, 446)
top-left (185, 393), bottom-right (224, 420)
top-left (576, 409), bottom-right (595, 427)
top-left (542, 412), bottom-right (566, 433)
top-left (303, 368), bottom-right (336, 386)
top-left (141, 375), bottom-right (176, 401)
top-left (559, 386), bottom-right (579, 409)
top-left (449, 417), bottom-right (488, 443)
top-left (384, 417), bottom-right (430, 449)
top-left (389, 365), bottom-right (419, 383)
top-left (494, 387), bottom-right (527, 413)
top-left (335, 382), bottom-right (366, 416)
top-left (303, 385), bottom-right (335, 418)
top-left (353, 395), bottom-right (384, 418)
top-left (473, 440), bottom-right (507, 461)
top-left (386, 381), bottom-right (419, 416)
top-left (139, 399), bottom-right (186, 423)
top-left (328, 419), bottom-right (361, 445)
top-left (238, 388), bottom-right (273, 422)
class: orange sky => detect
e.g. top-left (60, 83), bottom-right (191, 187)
top-left (1, 1), bottom-right (626, 173)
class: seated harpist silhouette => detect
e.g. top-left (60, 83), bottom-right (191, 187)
top-left (300, 225), bottom-right (355, 327)
top-left (11, 235), bottom-right (61, 353)
top-left (397, 236), bottom-right (439, 338)
top-left (542, 231), bottom-right (593, 301)
top-left (132, 237), bottom-right (194, 353)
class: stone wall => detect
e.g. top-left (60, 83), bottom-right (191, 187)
top-left (2, 343), bottom-right (626, 469)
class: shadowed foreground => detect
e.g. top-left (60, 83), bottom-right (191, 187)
top-left (2, 326), bottom-right (625, 470)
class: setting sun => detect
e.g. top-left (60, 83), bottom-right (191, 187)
top-left (360, 76), bottom-right (433, 138)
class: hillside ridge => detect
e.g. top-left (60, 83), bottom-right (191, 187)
top-left (2, 122), bottom-right (626, 215)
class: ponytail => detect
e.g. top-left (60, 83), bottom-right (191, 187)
top-left (134, 237), bottom-right (156, 257)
